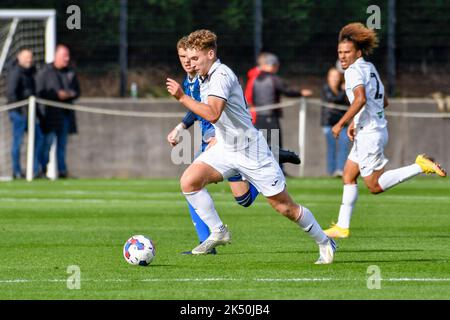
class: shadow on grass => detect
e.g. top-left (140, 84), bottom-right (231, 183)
top-left (338, 249), bottom-right (425, 253)
top-left (213, 249), bottom-right (426, 255)
top-left (335, 258), bottom-right (447, 264)
top-left (208, 251), bottom-right (317, 256)
top-left (353, 235), bottom-right (450, 239)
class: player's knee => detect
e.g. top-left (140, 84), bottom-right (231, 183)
top-left (368, 184), bottom-right (383, 194)
top-left (342, 175), bottom-right (357, 185)
top-left (179, 177), bottom-right (191, 193)
top-left (180, 174), bottom-right (203, 193)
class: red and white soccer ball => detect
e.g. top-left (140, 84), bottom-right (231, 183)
top-left (123, 235), bottom-right (156, 266)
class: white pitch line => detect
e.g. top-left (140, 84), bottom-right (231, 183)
top-left (0, 190), bottom-right (181, 197)
top-left (140, 278), bottom-right (238, 282)
top-left (0, 279), bottom-right (67, 283)
top-left (0, 198), bottom-right (266, 205)
top-left (0, 190), bottom-right (216, 198)
top-left (2, 189), bottom-right (448, 200)
top-left (2, 278), bottom-right (450, 284)
top-left (386, 278), bottom-right (450, 282)
top-left (255, 278), bottom-right (335, 282)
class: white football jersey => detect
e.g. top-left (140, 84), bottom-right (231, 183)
top-left (199, 59), bottom-right (261, 150)
top-left (345, 57), bottom-right (387, 132)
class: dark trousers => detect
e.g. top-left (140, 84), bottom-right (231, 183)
top-left (9, 110), bottom-right (44, 176)
top-left (255, 115), bottom-right (284, 168)
top-left (255, 115), bottom-right (283, 149)
top-left (41, 115), bottom-right (70, 175)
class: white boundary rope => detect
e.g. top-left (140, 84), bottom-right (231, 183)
top-left (1, 277), bottom-right (450, 284)
top-left (0, 99), bottom-right (29, 112)
top-left (0, 96), bottom-right (449, 119)
top-left (35, 97), bottom-right (186, 118)
top-left (305, 99), bottom-right (450, 119)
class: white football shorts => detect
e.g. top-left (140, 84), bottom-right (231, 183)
top-left (348, 127), bottom-right (389, 177)
top-left (194, 138), bottom-right (286, 197)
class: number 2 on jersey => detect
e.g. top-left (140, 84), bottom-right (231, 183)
top-left (370, 73), bottom-right (383, 100)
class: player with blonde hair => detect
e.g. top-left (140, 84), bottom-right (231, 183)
top-left (167, 36), bottom-right (260, 254)
top-left (324, 23), bottom-right (447, 239)
top-left (167, 29), bottom-right (336, 264)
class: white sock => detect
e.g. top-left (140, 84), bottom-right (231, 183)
top-left (184, 189), bottom-right (223, 232)
top-left (337, 184), bottom-right (358, 229)
top-left (378, 164), bottom-right (422, 191)
top-left (297, 206), bottom-right (328, 245)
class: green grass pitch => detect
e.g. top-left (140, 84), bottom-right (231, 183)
top-left (0, 177), bottom-right (449, 299)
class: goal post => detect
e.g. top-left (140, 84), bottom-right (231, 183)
top-left (0, 9), bottom-right (56, 65)
top-left (0, 9), bottom-right (56, 181)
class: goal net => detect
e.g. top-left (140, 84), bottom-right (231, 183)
top-left (0, 10), bottom-right (55, 180)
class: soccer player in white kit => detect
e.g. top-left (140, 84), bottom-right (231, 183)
top-left (324, 23), bottom-right (447, 239)
top-left (166, 29), bottom-right (336, 264)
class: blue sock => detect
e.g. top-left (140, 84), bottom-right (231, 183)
top-left (187, 202), bottom-right (210, 243)
top-left (227, 173), bottom-right (244, 182)
top-left (234, 182), bottom-right (259, 207)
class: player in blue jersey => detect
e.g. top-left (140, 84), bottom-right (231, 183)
top-left (167, 37), bottom-right (260, 254)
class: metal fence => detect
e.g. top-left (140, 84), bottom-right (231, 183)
top-left (1, 0), bottom-right (449, 97)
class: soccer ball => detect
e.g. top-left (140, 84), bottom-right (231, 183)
top-left (123, 235), bottom-right (155, 266)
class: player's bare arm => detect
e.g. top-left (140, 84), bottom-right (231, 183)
top-left (204, 136), bottom-right (217, 150)
top-left (332, 85), bottom-right (366, 138)
top-left (347, 119), bottom-right (356, 141)
top-left (167, 122), bottom-right (186, 146)
top-left (383, 95), bottom-right (389, 109)
top-left (166, 77), bottom-right (225, 123)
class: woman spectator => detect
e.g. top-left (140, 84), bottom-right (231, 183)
top-left (321, 67), bottom-right (350, 177)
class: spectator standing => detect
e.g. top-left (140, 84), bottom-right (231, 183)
top-left (252, 53), bottom-right (311, 170)
top-left (244, 52), bottom-right (265, 124)
top-left (36, 45), bottom-right (80, 178)
top-left (6, 48), bottom-right (43, 178)
top-left (321, 67), bottom-right (350, 177)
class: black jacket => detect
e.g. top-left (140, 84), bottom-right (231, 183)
top-left (36, 63), bottom-right (80, 134)
top-left (320, 84), bottom-right (349, 126)
top-left (6, 61), bottom-right (36, 114)
top-left (252, 71), bottom-right (302, 117)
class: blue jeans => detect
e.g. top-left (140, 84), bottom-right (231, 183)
top-left (322, 126), bottom-right (350, 175)
top-left (9, 111), bottom-right (44, 176)
top-left (41, 115), bottom-right (70, 175)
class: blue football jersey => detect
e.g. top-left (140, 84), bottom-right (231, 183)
top-left (183, 75), bottom-right (215, 152)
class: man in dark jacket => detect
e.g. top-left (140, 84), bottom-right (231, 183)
top-left (252, 53), bottom-right (312, 169)
top-left (36, 44), bottom-right (80, 178)
top-left (6, 48), bottom-right (43, 178)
